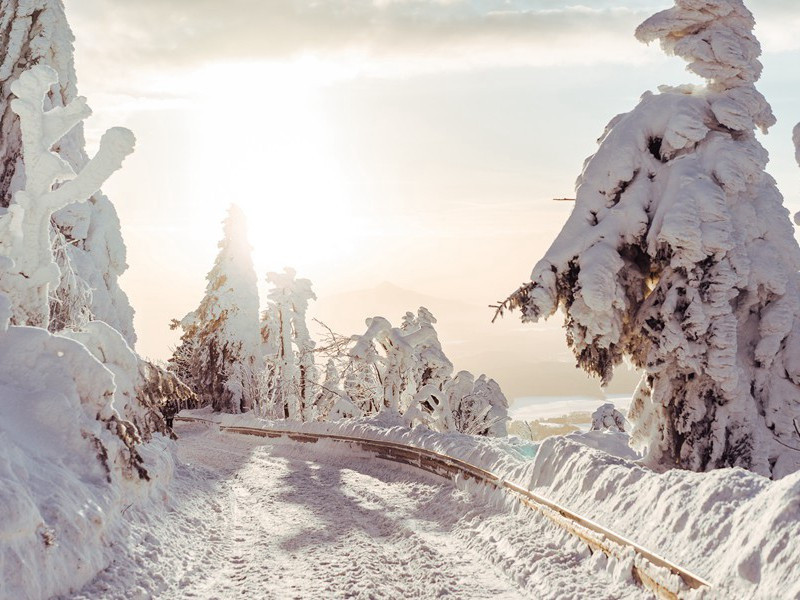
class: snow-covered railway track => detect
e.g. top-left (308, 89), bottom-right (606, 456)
top-left (177, 416), bottom-right (710, 600)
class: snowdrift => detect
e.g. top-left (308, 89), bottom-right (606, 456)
top-left (187, 409), bottom-right (800, 599)
top-left (0, 318), bottom-right (173, 600)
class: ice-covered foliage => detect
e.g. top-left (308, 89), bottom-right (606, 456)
top-left (260, 267), bottom-right (317, 420)
top-left (591, 403), bottom-right (628, 433)
top-left (169, 205), bottom-right (263, 413)
top-left (496, 0), bottom-right (800, 477)
top-left (0, 0), bottom-right (136, 343)
top-left (0, 65), bottom-right (133, 328)
top-left (314, 359), bottom-right (363, 421)
top-left (349, 307), bottom-right (508, 436)
top-left (65, 321), bottom-right (195, 440)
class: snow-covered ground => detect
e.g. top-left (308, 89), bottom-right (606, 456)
top-left (176, 410), bottom-right (800, 599)
top-left (67, 421), bottom-right (646, 599)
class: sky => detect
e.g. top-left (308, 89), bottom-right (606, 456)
top-left (67, 0), bottom-right (800, 398)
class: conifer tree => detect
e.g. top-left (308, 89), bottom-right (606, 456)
top-left (0, 0), bottom-right (136, 341)
top-left (350, 307), bottom-right (508, 435)
top-left (261, 268), bottom-right (317, 420)
top-left (495, 0), bottom-right (800, 477)
top-left (170, 205), bottom-right (263, 413)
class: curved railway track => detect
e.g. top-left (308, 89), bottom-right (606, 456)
top-left (175, 416), bottom-right (711, 600)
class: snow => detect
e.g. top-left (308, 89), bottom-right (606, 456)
top-left (69, 421), bottom-right (647, 600)
top-left (0, 322), bottom-right (173, 600)
top-left (0, 61), bottom-right (167, 600)
top-left (0, 0), bottom-right (137, 343)
top-left (187, 409), bottom-right (800, 599)
top-left (0, 65), bottom-right (134, 329)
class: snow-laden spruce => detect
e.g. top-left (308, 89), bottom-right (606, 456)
top-left (0, 0), bottom-right (136, 342)
top-left (496, 0), bottom-right (800, 477)
top-left (591, 403), bottom-right (627, 433)
top-left (260, 267), bottom-right (317, 420)
top-left (348, 307), bottom-right (508, 435)
top-left (170, 205), bottom-right (263, 413)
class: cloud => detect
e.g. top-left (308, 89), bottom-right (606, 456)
top-left (69, 1), bottom-right (658, 72)
top-left (67, 0), bottom-right (800, 90)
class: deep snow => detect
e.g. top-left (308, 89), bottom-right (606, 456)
top-left (68, 421), bottom-right (646, 600)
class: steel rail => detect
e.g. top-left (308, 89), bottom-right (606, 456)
top-left (175, 416), bottom-right (711, 599)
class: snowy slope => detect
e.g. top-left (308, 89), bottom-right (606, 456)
top-left (0, 322), bottom-right (173, 600)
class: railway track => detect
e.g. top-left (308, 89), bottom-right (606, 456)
top-left (175, 416), bottom-right (711, 600)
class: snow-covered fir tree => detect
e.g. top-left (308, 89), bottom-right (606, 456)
top-left (0, 0), bottom-right (136, 342)
top-left (261, 268), bottom-right (317, 420)
top-left (350, 307), bottom-right (508, 436)
top-left (496, 0), bottom-right (800, 477)
top-left (169, 205), bottom-right (263, 413)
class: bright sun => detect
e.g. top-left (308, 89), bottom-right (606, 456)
top-left (185, 60), bottom-right (362, 276)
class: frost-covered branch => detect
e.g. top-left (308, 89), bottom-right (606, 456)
top-left (0, 65), bottom-right (134, 327)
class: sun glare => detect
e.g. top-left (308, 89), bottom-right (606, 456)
top-left (185, 60), bottom-right (362, 275)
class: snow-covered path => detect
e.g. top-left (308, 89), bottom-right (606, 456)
top-left (69, 423), bottom-right (646, 599)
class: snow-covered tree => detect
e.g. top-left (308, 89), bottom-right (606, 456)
top-left (169, 205), bottom-right (263, 413)
top-left (312, 359), bottom-right (363, 421)
top-left (342, 355), bottom-right (383, 415)
top-left (261, 268), bottom-right (317, 420)
top-left (401, 307), bottom-right (453, 389)
top-left (591, 403), bottom-right (628, 433)
top-left (495, 0), bottom-right (800, 477)
top-left (350, 307), bottom-right (508, 436)
top-left (351, 315), bottom-right (416, 413)
top-left (0, 0), bottom-right (136, 342)
top-left (0, 65), bottom-right (134, 328)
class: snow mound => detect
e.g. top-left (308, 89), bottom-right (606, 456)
top-left (0, 322), bottom-right (173, 600)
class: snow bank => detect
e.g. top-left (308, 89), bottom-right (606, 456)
top-left (0, 322), bottom-right (173, 600)
top-left (184, 408), bottom-right (535, 481)
top-left (191, 410), bottom-right (800, 599)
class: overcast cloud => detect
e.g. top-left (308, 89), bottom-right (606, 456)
top-left (69, 1), bottom-right (661, 71)
top-left (67, 0), bottom-right (800, 93)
